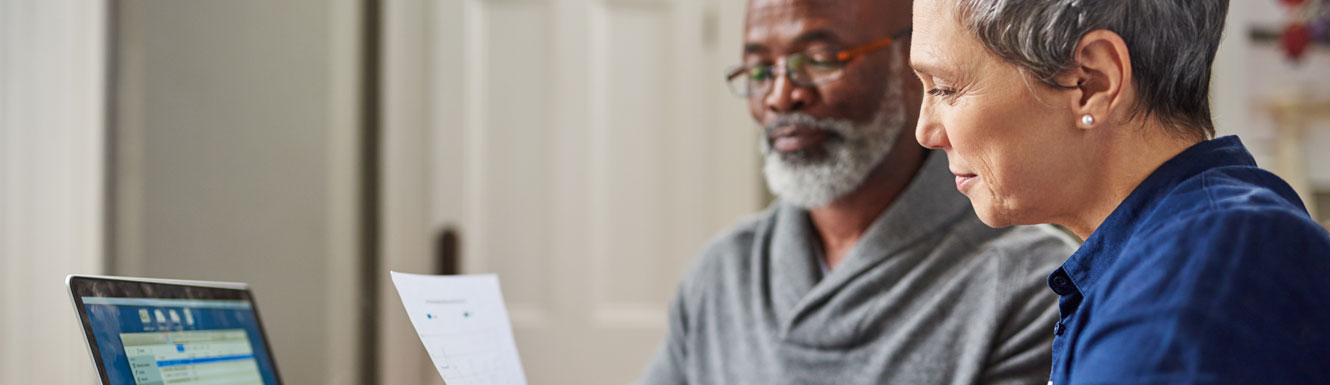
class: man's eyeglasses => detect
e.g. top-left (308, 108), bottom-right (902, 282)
top-left (725, 29), bottom-right (911, 98)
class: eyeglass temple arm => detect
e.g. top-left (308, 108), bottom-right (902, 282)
top-left (835, 29), bottom-right (912, 62)
top-left (725, 65), bottom-right (748, 80)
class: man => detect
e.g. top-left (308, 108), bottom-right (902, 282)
top-left (637, 0), bottom-right (1077, 384)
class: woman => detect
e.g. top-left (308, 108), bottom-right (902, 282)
top-left (908, 0), bottom-right (1330, 383)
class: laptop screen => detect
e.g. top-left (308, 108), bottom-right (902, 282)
top-left (69, 277), bottom-right (282, 385)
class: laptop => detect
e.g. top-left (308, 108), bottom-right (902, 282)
top-left (67, 275), bottom-right (283, 385)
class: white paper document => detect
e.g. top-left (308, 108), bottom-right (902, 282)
top-left (391, 271), bottom-right (528, 385)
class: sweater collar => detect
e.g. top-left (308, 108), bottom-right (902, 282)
top-left (768, 150), bottom-right (975, 325)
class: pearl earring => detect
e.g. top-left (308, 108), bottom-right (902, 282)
top-left (1081, 114), bottom-right (1095, 126)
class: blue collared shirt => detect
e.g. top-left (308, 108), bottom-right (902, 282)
top-left (1047, 136), bottom-right (1330, 384)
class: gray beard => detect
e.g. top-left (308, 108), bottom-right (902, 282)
top-left (760, 47), bottom-right (907, 209)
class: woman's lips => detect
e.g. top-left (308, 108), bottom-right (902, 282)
top-left (769, 126), bottom-right (829, 152)
top-left (954, 174), bottom-right (978, 193)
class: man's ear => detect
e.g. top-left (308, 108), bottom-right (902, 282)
top-left (1055, 30), bottom-right (1132, 129)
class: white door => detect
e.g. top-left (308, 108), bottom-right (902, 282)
top-left (380, 0), bottom-right (760, 384)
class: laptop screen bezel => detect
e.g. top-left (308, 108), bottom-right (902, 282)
top-left (67, 275), bottom-right (284, 385)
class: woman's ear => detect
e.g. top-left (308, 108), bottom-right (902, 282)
top-left (1062, 30), bottom-right (1132, 130)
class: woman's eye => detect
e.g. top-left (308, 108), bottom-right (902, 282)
top-left (926, 88), bottom-right (956, 97)
top-left (926, 87), bottom-right (962, 103)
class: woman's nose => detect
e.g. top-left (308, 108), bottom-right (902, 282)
top-left (915, 104), bottom-right (950, 150)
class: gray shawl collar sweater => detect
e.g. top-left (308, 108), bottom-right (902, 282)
top-left (640, 151), bottom-right (1077, 385)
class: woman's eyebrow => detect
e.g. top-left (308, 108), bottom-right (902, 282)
top-left (909, 53), bottom-right (957, 79)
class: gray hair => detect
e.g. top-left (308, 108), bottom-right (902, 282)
top-left (953, 0), bottom-right (1229, 140)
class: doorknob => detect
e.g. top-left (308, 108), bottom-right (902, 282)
top-left (435, 226), bottom-right (460, 275)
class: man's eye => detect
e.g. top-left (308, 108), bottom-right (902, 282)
top-left (805, 54), bottom-right (840, 67)
top-left (808, 59), bottom-right (841, 68)
top-left (749, 67), bottom-right (773, 81)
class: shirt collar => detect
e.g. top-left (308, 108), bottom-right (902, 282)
top-left (1054, 136), bottom-right (1257, 295)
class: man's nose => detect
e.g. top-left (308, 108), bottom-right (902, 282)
top-left (764, 72), bottom-right (809, 113)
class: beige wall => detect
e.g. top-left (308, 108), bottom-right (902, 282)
top-left (111, 1), bottom-right (366, 384)
top-left (0, 1), bottom-right (107, 384)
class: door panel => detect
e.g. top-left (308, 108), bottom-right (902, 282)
top-left (465, 0), bottom-right (559, 325)
top-left (590, 0), bottom-right (679, 322)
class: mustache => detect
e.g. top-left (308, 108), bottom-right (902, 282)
top-left (763, 113), bottom-right (856, 138)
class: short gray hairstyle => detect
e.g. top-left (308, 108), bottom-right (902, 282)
top-left (953, 0), bottom-right (1229, 140)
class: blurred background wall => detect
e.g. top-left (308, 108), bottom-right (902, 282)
top-left (1, 0), bottom-right (1328, 384)
top-left (1239, 1), bottom-right (1330, 224)
top-left (1, 1), bottom-right (106, 384)
top-left (107, 0), bottom-right (370, 384)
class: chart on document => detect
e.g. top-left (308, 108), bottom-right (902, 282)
top-left (391, 272), bottom-right (528, 385)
